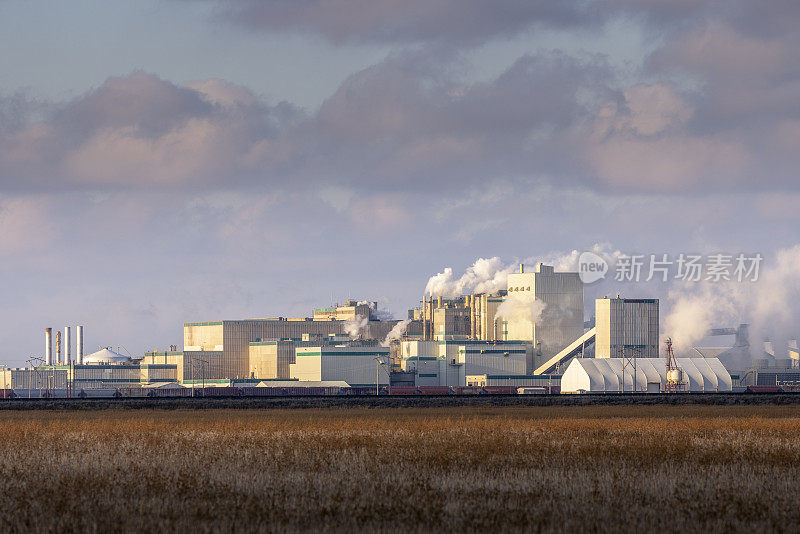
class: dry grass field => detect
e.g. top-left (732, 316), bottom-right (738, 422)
top-left (0, 405), bottom-right (799, 533)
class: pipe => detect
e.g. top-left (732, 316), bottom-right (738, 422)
top-left (430, 300), bottom-right (435, 340)
top-left (45, 328), bottom-right (52, 366)
top-left (77, 326), bottom-right (84, 365)
top-left (422, 296), bottom-right (428, 341)
top-left (469, 296), bottom-right (475, 340)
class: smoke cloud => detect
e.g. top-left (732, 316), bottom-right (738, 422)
top-left (664, 245), bottom-right (800, 363)
top-left (495, 292), bottom-right (546, 328)
top-left (343, 315), bottom-right (369, 339)
top-left (423, 243), bottom-right (621, 298)
top-left (424, 257), bottom-right (509, 297)
top-left (382, 319), bottom-right (411, 346)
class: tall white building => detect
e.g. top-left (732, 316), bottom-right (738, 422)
top-left (502, 263), bottom-right (584, 362)
top-left (595, 297), bottom-right (659, 359)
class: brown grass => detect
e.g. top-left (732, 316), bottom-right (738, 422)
top-left (0, 405), bottom-right (799, 533)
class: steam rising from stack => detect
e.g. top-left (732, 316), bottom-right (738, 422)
top-left (665, 245), bottom-right (800, 364)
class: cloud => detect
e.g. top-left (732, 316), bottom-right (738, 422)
top-left (3, 0), bottom-right (800, 198)
top-left (189, 0), bottom-right (595, 45)
top-left (0, 71), bottom-right (301, 190)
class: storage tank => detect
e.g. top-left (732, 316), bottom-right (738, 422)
top-left (667, 368), bottom-right (683, 383)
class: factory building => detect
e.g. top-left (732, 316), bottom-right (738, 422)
top-left (400, 341), bottom-right (465, 387)
top-left (290, 346), bottom-right (390, 386)
top-left (399, 340), bottom-right (531, 387)
top-left (313, 300), bottom-right (377, 322)
top-left (141, 349), bottom-right (222, 383)
top-left (534, 297), bottom-right (658, 375)
top-left (248, 334), bottom-right (352, 380)
top-left (9, 346), bottom-right (178, 392)
top-left (560, 357), bottom-right (732, 393)
top-left (184, 317), bottom-right (397, 380)
top-left (503, 264), bottom-right (584, 360)
top-left (595, 297), bottom-right (659, 359)
top-left (413, 293), bottom-right (506, 342)
top-left (458, 344), bottom-right (527, 375)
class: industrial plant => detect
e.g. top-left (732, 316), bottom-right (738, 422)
top-left (3, 263), bottom-right (796, 398)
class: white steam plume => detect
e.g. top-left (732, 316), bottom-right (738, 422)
top-left (344, 315), bottom-right (369, 339)
top-left (382, 319), bottom-right (411, 346)
top-left (424, 243), bottom-right (622, 297)
top-left (425, 257), bottom-right (509, 297)
top-left (495, 292), bottom-right (545, 326)
top-left (664, 245), bottom-right (800, 362)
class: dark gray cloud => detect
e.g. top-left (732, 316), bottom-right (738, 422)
top-left (190, 0), bottom-right (595, 45)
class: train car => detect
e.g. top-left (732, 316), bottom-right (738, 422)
top-left (192, 386), bottom-right (242, 397)
top-left (482, 386), bottom-right (517, 395)
top-left (416, 386), bottom-right (453, 396)
top-left (745, 385), bottom-right (784, 394)
top-left (453, 386), bottom-right (484, 395)
top-left (387, 386), bottom-right (418, 395)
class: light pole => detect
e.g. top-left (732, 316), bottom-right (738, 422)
top-left (191, 357), bottom-right (209, 397)
top-left (373, 356), bottom-right (387, 396)
top-left (0, 364), bottom-right (7, 399)
top-left (27, 356), bottom-right (45, 399)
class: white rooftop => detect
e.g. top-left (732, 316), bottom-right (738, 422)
top-left (83, 347), bottom-right (131, 364)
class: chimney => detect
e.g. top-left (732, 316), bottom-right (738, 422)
top-left (520, 264), bottom-right (524, 273)
top-left (56, 331), bottom-right (62, 365)
top-left (45, 328), bottom-right (53, 366)
top-left (64, 327), bottom-right (71, 365)
top-left (77, 326), bottom-right (84, 365)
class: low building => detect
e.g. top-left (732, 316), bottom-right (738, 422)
top-left (560, 357), bottom-right (732, 393)
top-left (184, 317), bottom-right (398, 380)
top-left (248, 335), bottom-right (355, 380)
top-left (313, 300), bottom-right (375, 322)
top-left (9, 361), bottom-right (178, 391)
top-left (142, 350), bottom-right (223, 383)
top-left (291, 346), bottom-right (390, 386)
top-left (400, 340), bottom-right (531, 387)
top-left (458, 344), bottom-right (527, 375)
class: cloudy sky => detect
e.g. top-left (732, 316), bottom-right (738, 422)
top-left (1, 0), bottom-right (798, 364)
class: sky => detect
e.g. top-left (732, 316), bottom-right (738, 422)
top-left (1, 0), bottom-right (799, 365)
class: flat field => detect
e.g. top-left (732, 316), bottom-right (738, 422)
top-left (0, 405), bottom-right (799, 533)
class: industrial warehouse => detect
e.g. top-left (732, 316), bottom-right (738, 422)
top-left (2, 263), bottom-right (795, 398)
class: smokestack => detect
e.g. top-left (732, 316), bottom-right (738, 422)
top-left (437, 295), bottom-right (443, 308)
top-left (520, 263), bottom-right (524, 273)
top-left (56, 331), bottom-right (62, 365)
top-left (45, 328), bottom-right (52, 366)
top-left (77, 326), bottom-right (84, 365)
top-left (422, 296), bottom-right (428, 341)
top-left (64, 326), bottom-right (71, 365)
top-left (430, 299), bottom-right (435, 340)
